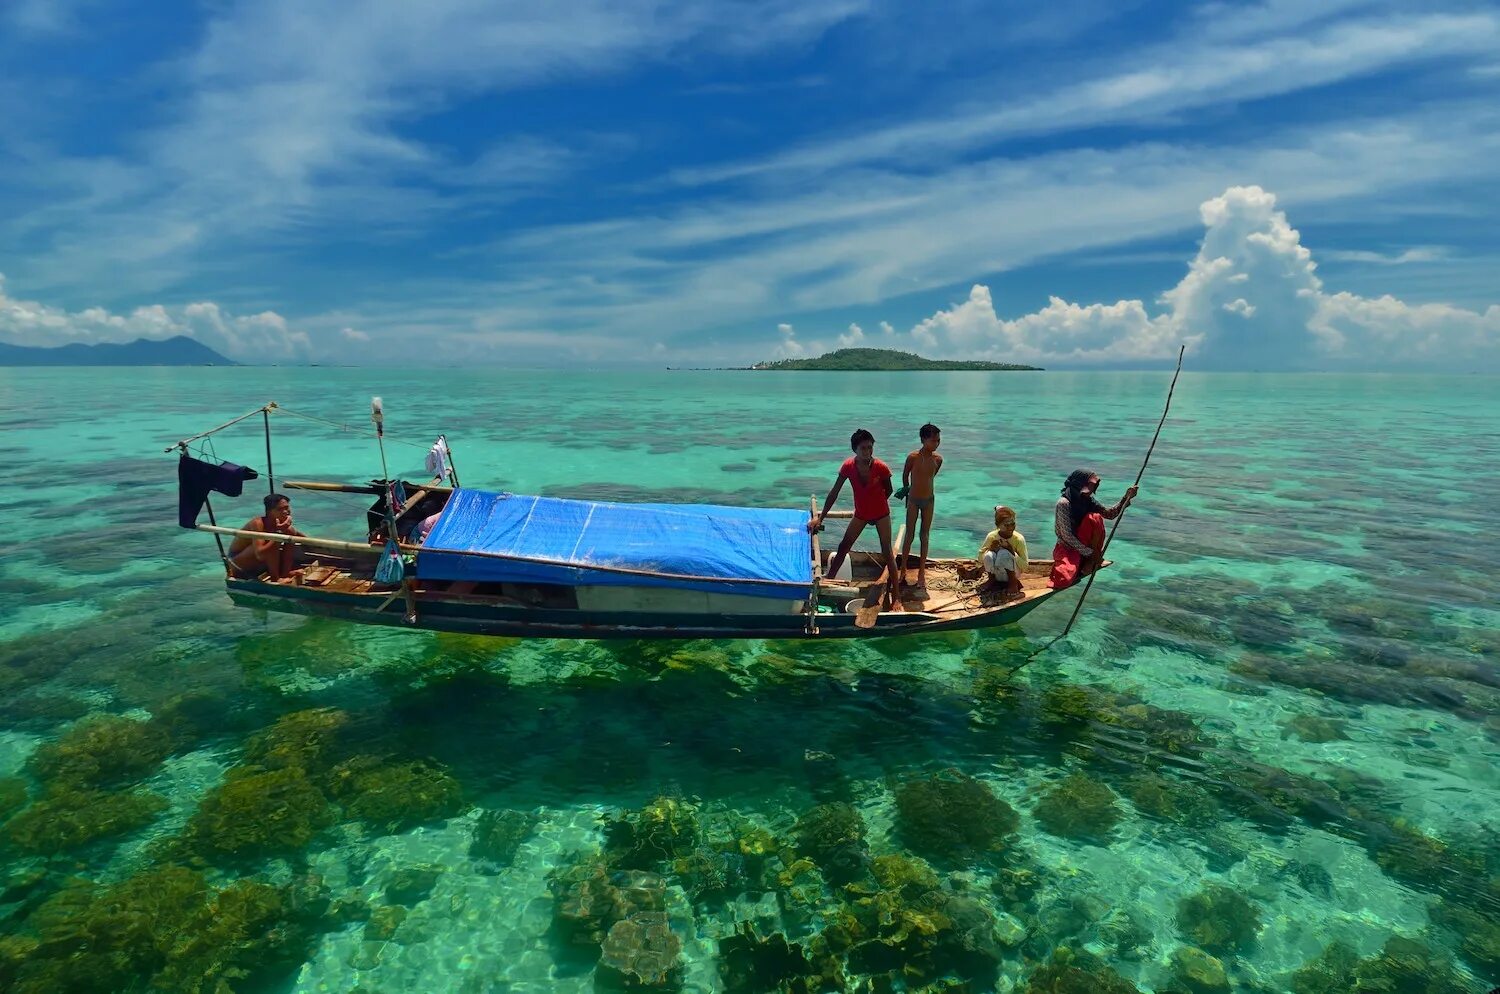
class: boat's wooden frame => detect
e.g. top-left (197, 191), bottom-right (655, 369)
top-left (203, 479), bottom-right (1101, 640)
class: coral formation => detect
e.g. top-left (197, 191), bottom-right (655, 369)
top-left (242, 707), bottom-right (351, 773)
top-left (4, 786), bottom-right (167, 854)
top-left (27, 714), bottom-right (171, 787)
top-left (1175, 884), bottom-right (1261, 955)
top-left (871, 853), bottom-right (939, 895)
top-left (894, 770), bottom-right (1019, 862)
top-left (3, 864), bottom-right (334, 993)
top-left (1021, 946), bottom-right (1142, 993)
top-left (603, 796), bottom-right (700, 870)
top-left (1290, 936), bottom-right (1474, 994)
top-left (469, 807), bottom-right (538, 869)
top-left (1430, 894), bottom-right (1500, 980)
top-left (1040, 684), bottom-right (1104, 726)
top-left (0, 776), bottom-right (28, 820)
top-left (672, 846), bottom-right (746, 905)
top-left (385, 865), bottom-right (444, 906)
top-left (1127, 774), bottom-right (1221, 828)
top-left (795, 802), bottom-right (870, 884)
top-left (326, 755), bottom-right (467, 833)
top-left (549, 857), bottom-right (667, 952)
top-left (1170, 945), bottom-right (1230, 993)
top-left (184, 766), bottom-right (333, 857)
top-left (1281, 714), bottom-right (1349, 743)
top-left (717, 924), bottom-right (815, 994)
top-left (597, 911), bottom-right (683, 990)
top-left (364, 904), bottom-right (407, 941)
top-left (1033, 773), bottom-right (1123, 843)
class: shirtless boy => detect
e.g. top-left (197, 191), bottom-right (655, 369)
top-left (808, 429), bottom-right (902, 610)
top-left (898, 423), bottom-right (943, 590)
top-left (228, 493), bottom-right (307, 581)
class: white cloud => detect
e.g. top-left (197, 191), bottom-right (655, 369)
top-left (1312, 292), bottom-right (1500, 362)
top-left (0, 274), bottom-right (309, 361)
top-left (775, 321), bottom-right (806, 357)
top-left (339, 326), bottom-right (370, 342)
top-left (837, 322), bottom-right (865, 348)
top-left (669, 10), bottom-right (1500, 186)
top-left (0, 0), bottom-right (869, 297)
top-left (865, 186), bottom-right (1499, 369)
top-left (771, 319), bottom-right (870, 359)
top-left (1320, 246), bottom-right (1448, 265)
top-left (4, 0), bottom-right (89, 34)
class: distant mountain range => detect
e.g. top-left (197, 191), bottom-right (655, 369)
top-left (0, 336), bottom-right (236, 366)
top-left (750, 348), bottom-right (1041, 371)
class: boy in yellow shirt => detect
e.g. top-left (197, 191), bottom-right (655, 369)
top-left (977, 505), bottom-right (1027, 601)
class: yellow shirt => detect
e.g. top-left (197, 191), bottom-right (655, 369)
top-left (979, 529), bottom-right (1028, 572)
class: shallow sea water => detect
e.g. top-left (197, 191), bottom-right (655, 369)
top-left (0, 367), bottom-right (1497, 993)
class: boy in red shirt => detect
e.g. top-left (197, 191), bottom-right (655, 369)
top-left (808, 428), bottom-right (902, 610)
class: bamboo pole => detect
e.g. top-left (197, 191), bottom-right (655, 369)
top-left (164, 403), bottom-right (273, 452)
top-left (1006, 346), bottom-right (1185, 678)
top-left (281, 479), bottom-right (456, 496)
top-left (196, 525), bottom-right (417, 557)
top-left (806, 495), bottom-right (822, 635)
top-left (263, 408), bottom-right (275, 494)
top-left (282, 480), bottom-right (384, 494)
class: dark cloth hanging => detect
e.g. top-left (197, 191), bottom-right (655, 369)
top-left (178, 454), bottom-right (259, 528)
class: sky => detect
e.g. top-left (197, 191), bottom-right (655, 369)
top-left (0, 0), bottom-right (1497, 369)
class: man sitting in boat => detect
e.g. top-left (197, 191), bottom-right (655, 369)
top-left (978, 504), bottom-right (1027, 601)
top-left (1049, 469), bottom-right (1137, 589)
top-left (228, 493), bottom-right (307, 582)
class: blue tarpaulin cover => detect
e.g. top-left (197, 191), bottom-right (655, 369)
top-left (415, 489), bottom-right (813, 600)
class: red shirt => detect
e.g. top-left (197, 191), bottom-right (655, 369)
top-left (841, 457), bottom-right (892, 521)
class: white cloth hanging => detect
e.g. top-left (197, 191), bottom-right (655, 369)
top-left (425, 437), bottom-right (451, 482)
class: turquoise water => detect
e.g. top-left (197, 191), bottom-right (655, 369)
top-left (0, 367), bottom-right (1497, 993)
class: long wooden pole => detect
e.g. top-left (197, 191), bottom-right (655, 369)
top-left (263, 408), bottom-right (275, 494)
top-left (281, 480), bottom-right (455, 496)
top-left (1007, 345), bottom-right (1186, 678)
top-left (806, 495), bottom-right (822, 635)
top-left (163, 404), bottom-right (272, 452)
top-left (196, 525), bottom-right (417, 557)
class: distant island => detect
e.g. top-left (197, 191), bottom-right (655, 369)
top-left (0, 336), bottom-right (236, 366)
top-left (751, 348), bottom-right (1041, 371)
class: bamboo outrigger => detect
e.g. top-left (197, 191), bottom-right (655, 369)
top-left (169, 403), bottom-right (1101, 641)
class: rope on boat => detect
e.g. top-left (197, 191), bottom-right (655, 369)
top-left (272, 404), bottom-right (437, 450)
top-left (1005, 344), bottom-right (1186, 680)
top-left (163, 404), bottom-right (275, 452)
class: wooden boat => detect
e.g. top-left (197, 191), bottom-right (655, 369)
top-left (197, 480), bottom-right (1101, 640)
top-left (172, 404), bottom-right (1103, 641)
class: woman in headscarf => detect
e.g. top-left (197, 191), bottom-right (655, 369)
top-left (1049, 469), bottom-right (1137, 589)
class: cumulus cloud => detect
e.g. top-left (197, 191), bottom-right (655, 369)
top-left (773, 320), bottom-right (882, 359)
top-left (775, 322), bottom-right (806, 357)
top-left (0, 274), bottom-right (310, 361)
top-left (858, 186), bottom-right (1499, 370)
top-left (339, 326), bottom-right (371, 342)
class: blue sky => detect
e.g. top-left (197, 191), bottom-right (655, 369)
top-left (0, 0), bottom-right (1497, 368)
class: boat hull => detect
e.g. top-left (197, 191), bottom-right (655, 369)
top-left (225, 576), bottom-right (1061, 640)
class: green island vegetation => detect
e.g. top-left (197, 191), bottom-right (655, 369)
top-left (750, 347), bottom-right (1042, 370)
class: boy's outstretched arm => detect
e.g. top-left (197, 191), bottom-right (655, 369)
top-left (809, 477), bottom-right (846, 532)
